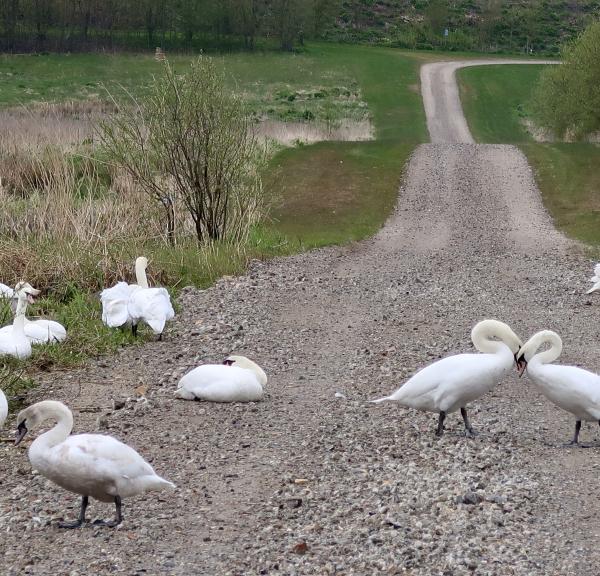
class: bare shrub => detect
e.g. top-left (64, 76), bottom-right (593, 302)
top-left (98, 56), bottom-right (266, 245)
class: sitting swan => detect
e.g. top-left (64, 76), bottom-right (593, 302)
top-left (0, 389), bottom-right (7, 428)
top-left (175, 355), bottom-right (267, 402)
top-left (0, 282), bottom-right (40, 359)
top-left (15, 400), bottom-right (175, 528)
top-left (127, 257), bottom-right (174, 339)
top-left (0, 283), bottom-right (65, 344)
top-left (371, 319), bottom-right (523, 436)
top-left (0, 283), bottom-right (13, 298)
top-left (587, 263), bottom-right (600, 294)
top-left (517, 330), bottom-right (600, 446)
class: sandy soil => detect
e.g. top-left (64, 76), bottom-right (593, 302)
top-left (0, 61), bottom-right (598, 575)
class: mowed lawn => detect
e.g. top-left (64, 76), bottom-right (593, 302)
top-left (458, 64), bottom-right (600, 248)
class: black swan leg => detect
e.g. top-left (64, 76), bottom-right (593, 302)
top-left (132, 324), bottom-right (138, 337)
top-left (59, 495), bottom-right (88, 529)
top-left (436, 411), bottom-right (446, 437)
top-left (562, 420), bottom-right (582, 447)
top-left (93, 496), bottom-right (123, 527)
top-left (461, 407), bottom-right (477, 438)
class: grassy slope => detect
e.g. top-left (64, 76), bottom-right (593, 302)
top-left (0, 44), bottom-right (426, 373)
top-left (458, 63), bottom-right (600, 248)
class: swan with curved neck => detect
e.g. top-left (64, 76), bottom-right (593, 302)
top-left (128, 256), bottom-right (174, 339)
top-left (518, 330), bottom-right (600, 445)
top-left (371, 319), bottom-right (523, 437)
top-left (0, 282), bottom-right (39, 358)
top-left (15, 400), bottom-right (175, 528)
top-left (175, 355), bottom-right (268, 402)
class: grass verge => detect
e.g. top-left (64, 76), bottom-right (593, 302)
top-left (0, 43), bottom-right (426, 383)
top-left (457, 63), bottom-right (600, 248)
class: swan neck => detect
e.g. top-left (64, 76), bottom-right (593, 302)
top-left (30, 404), bottom-right (74, 455)
top-left (135, 261), bottom-right (149, 289)
top-left (472, 326), bottom-right (505, 354)
top-left (13, 297), bottom-right (27, 334)
top-left (530, 334), bottom-right (562, 366)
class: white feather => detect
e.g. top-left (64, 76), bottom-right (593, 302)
top-left (100, 282), bottom-right (140, 327)
top-left (128, 287), bottom-right (174, 335)
top-left (18, 401), bottom-right (174, 506)
top-left (0, 283), bottom-right (14, 298)
top-left (0, 389), bottom-right (7, 429)
top-left (371, 320), bottom-right (522, 433)
top-left (175, 355), bottom-right (267, 402)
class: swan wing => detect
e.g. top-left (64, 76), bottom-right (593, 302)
top-left (373, 353), bottom-right (508, 412)
top-left (101, 282), bottom-right (136, 327)
top-left (177, 365), bottom-right (263, 402)
top-left (128, 288), bottom-right (174, 334)
top-left (45, 434), bottom-right (173, 499)
top-left (0, 330), bottom-right (31, 358)
top-left (533, 364), bottom-right (600, 420)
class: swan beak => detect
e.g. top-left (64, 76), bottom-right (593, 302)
top-left (516, 358), bottom-right (528, 378)
top-left (26, 294), bottom-right (35, 304)
top-left (15, 422), bottom-right (28, 445)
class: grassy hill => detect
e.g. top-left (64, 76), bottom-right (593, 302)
top-left (325, 0), bottom-right (600, 54)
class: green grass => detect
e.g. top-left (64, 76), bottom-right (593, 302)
top-left (457, 63), bottom-right (600, 247)
top-left (457, 64), bottom-right (548, 143)
top-left (521, 143), bottom-right (600, 247)
top-left (0, 43), bottom-right (427, 378)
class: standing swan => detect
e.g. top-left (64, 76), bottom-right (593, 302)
top-left (517, 330), bottom-right (600, 446)
top-left (0, 389), bottom-right (7, 428)
top-left (371, 319), bottom-right (523, 437)
top-left (15, 401), bottom-right (175, 528)
top-left (0, 282), bottom-right (40, 359)
top-left (128, 257), bottom-right (174, 339)
top-left (175, 355), bottom-right (267, 402)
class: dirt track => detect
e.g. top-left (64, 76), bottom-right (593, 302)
top-left (1, 61), bottom-right (599, 575)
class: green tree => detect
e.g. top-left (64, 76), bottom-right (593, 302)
top-left (99, 57), bottom-right (265, 244)
top-left (532, 20), bottom-right (600, 139)
top-left (424, 0), bottom-right (449, 35)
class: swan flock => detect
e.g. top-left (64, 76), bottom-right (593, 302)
top-left (1, 260), bottom-right (599, 528)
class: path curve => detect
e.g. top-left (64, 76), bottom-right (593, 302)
top-left (421, 59), bottom-right (556, 143)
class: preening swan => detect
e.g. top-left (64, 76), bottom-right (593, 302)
top-left (0, 389), bottom-right (7, 429)
top-left (128, 257), bottom-right (174, 339)
top-left (517, 330), bottom-right (600, 445)
top-left (15, 400), bottom-right (175, 528)
top-left (0, 283), bottom-right (66, 344)
top-left (371, 319), bottom-right (523, 436)
top-left (586, 263), bottom-right (600, 294)
top-left (175, 355), bottom-right (267, 402)
top-left (0, 282), bottom-right (39, 359)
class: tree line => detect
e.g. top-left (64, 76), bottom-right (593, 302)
top-left (1, 0), bottom-right (598, 54)
top-left (0, 0), bottom-right (339, 52)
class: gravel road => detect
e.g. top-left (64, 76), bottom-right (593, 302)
top-left (1, 62), bottom-right (598, 576)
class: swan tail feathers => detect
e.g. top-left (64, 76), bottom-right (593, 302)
top-left (174, 387), bottom-right (195, 400)
top-left (586, 283), bottom-right (600, 294)
top-left (370, 395), bottom-right (392, 404)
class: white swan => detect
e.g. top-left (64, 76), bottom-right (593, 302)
top-left (15, 400), bottom-right (175, 528)
top-left (371, 319), bottom-right (523, 436)
top-left (0, 282), bottom-right (39, 359)
top-left (586, 263), bottom-right (600, 294)
top-left (517, 330), bottom-right (600, 445)
top-left (0, 283), bottom-right (66, 344)
top-left (128, 256), bottom-right (174, 339)
top-left (100, 281), bottom-right (140, 328)
top-left (0, 388), bottom-right (7, 428)
top-left (175, 355), bottom-right (267, 402)
top-left (0, 283), bottom-right (14, 298)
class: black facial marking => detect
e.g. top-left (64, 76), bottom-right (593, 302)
top-left (15, 420), bottom-right (28, 445)
top-left (223, 359), bottom-right (235, 366)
